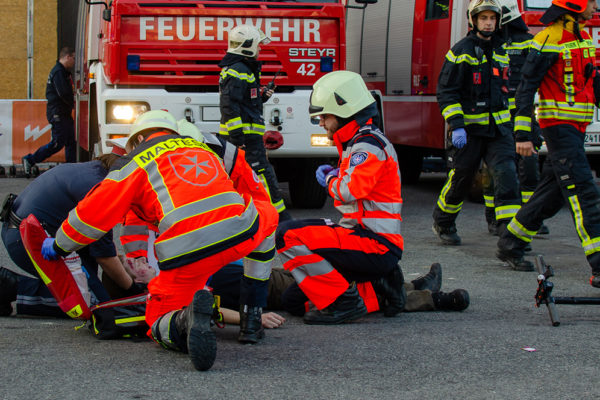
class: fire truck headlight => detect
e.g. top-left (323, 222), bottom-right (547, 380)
top-left (106, 101), bottom-right (150, 124)
top-left (311, 134), bottom-right (333, 147)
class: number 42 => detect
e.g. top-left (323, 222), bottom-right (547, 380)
top-left (297, 64), bottom-right (316, 76)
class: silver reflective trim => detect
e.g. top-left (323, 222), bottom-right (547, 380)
top-left (106, 160), bottom-right (138, 183)
top-left (67, 208), bottom-right (107, 240)
top-left (145, 161), bottom-right (175, 215)
top-left (121, 225), bottom-right (149, 236)
top-left (362, 217), bottom-right (402, 235)
top-left (222, 142), bottom-right (237, 175)
top-left (123, 240), bottom-right (148, 254)
top-left (158, 192), bottom-right (244, 233)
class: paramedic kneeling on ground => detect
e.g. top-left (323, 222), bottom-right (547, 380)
top-left (39, 110), bottom-right (278, 371)
top-left (275, 71), bottom-right (470, 324)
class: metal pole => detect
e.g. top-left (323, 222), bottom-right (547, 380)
top-left (27, 0), bottom-right (34, 99)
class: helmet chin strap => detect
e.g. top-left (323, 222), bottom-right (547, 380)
top-left (479, 30), bottom-right (495, 37)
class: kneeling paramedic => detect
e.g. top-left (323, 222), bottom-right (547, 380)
top-left (276, 71), bottom-right (407, 324)
top-left (40, 110), bottom-right (278, 371)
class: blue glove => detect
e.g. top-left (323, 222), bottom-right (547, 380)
top-left (325, 168), bottom-right (340, 185)
top-left (316, 164), bottom-right (334, 187)
top-left (451, 128), bottom-right (467, 149)
top-left (41, 238), bottom-right (59, 260)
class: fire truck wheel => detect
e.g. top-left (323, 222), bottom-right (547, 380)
top-left (289, 158), bottom-right (328, 209)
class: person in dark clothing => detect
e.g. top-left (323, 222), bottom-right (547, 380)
top-left (482, 0), bottom-right (549, 237)
top-left (22, 47), bottom-right (77, 177)
top-left (0, 153), bottom-right (143, 317)
top-left (218, 25), bottom-right (291, 222)
top-left (497, 0), bottom-right (600, 280)
top-left (432, 0), bottom-right (521, 253)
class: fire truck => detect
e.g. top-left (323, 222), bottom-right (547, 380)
top-left (346, 0), bottom-right (600, 183)
top-left (73, 0), bottom-right (372, 208)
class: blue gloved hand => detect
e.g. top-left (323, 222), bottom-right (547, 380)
top-left (451, 128), bottom-right (467, 149)
top-left (316, 164), bottom-right (334, 187)
top-left (325, 168), bottom-right (340, 185)
top-left (41, 238), bottom-right (59, 260)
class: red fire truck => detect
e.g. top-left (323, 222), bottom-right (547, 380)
top-left (346, 0), bottom-right (600, 182)
top-left (73, 0), bottom-right (375, 208)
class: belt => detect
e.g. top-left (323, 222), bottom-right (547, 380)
top-left (6, 210), bottom-right (22, 230)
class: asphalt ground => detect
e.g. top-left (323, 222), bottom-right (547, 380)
top-left (1, 173), bottom-right (599, 400)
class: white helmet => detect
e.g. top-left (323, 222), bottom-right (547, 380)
top-left (467, 0), bottom-right (502, 30)
top-left (309, 71), bottom-right (375, 119)
top-left (497, 0), bottom-right (521, 25)
top-left (177, 119), bottom-right (204, 142)
top-left (127, 110), bottom-right (178, 148)
top-left (227, 25), bottom-right (270, 58)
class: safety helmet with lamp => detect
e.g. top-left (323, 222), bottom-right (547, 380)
top-left (467, 0), bottom-right (502, 36)
top-left (227, 25), bottom-right (270, 58)
top-left (127, 110), bottom-right (178, 149)
top-left (309, 70), bottom-right (375, 119)
top-left (497, 0), bottom-right (521, 25)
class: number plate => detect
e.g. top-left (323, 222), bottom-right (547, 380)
top-left (585, 133), bottom-right (600, 145)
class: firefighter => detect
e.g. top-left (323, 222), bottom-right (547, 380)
top-left (482, 0), bottom-right (549, 237)
top-left (39, 110), bottom-right (279, 371)
top-left (0, 149), bottom-right (142, 317)
top-left (497, 0), bottom-right (600, 280)
top-left (276, 71), bottom-right (407, 324)
top-left (433, 0), bottom-right (521, 252)
top-left (22, 47), bottom-right (77, 176)
top-left (218, 24), bottom-right (291, 222)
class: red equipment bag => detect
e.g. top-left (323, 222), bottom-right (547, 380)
top-left (20, 214), bottom-right (92, 320)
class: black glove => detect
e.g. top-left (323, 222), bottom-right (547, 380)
top-left (123, 281), bottom-right (147, 297)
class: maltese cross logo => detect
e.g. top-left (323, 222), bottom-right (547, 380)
top-left (168, 150), bottom-right (217, 186)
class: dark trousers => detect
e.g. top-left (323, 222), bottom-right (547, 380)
top-left (28, 114), bottom-right (76, 164)
top-left (243, 134), bottom-right (285, 213)
top-left (434, 131), bottom-right (520, 228)
top-left (498, 124), bottom-right (600, 272)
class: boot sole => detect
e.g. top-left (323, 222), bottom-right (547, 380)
top-left (496, 251), bottom-right (534, 272)
top-left (238, 328), bottom-right (265, 344)
top-left (303, 304), bottom-right (368, 325)
top-left (188, 290), bottom-right (217, 371)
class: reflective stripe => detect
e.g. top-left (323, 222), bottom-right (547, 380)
top-left (514, 116), bottom-right (531, 132)
top-left (582, 237), bottom-right (600, 256)
top-left (145, 160), bottom-right (175, 215)
top-left (220, 67), bottom-right (256, 83)
top-left (568, 194), bottom-right (591, 243)
top-left (437, 170), bottom-right (463, 214)
top-left (242, 123), bottom-right (265, 135)
top-left (66, 208), bottom-right (107, 241)
top-left (123, 240), bottom-right (148, 254)
top-left (484, 195), bottom-right (494, 208)
top-left (508, 98), bottom-right (515, 110)
top-left (492, 109), bottom-right (511, 124)
top-left (464, 112), bottom-right (489, 125)
top-left (122, 225), bottom-right (148, 236)
top-left (223, 142), bottom-right (237, 175)
top-left (504, 40), bottom-right (531, 50)
top-left (507, 218), bottom-right (535, 243)
top-left (244, 234), bottom-right (276, 280)
top-left (521, 191), bottom-right (533, 204)
top-left (155, 200), bottom-right (259, 263)
top-left (226, 117), bottom-right (243, 131)
top-left (493, 53), bottom-right (509, 64)
top-left (362, 217), bottom-right (402, 235)
top-left (495, 205), bottom-right (520, 221)
top-left (159, 192), bottom-right (244, 233)
top-left (446, 50), bottom-right (485, 65)
top-left (442, 104), bottom-right (464, 120)
top-left (272, 198), bottom-right (286, 213)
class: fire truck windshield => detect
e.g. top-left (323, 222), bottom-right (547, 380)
top-left (522, 0), bottom-right (551, 9)
top-left (199, 0), bottom-right (340, 2)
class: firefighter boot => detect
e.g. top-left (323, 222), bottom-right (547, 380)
top-left (238, 305), bottom-right (264, 344)
top-left (411, 263), bottom-right (442, 292)
top-left (432, 289), bottom-right (470, 311)
top-left (537, 224), bottom-right (550, 235)
top-left (495, 249), bottom-right (534, 271)
top-left (488, 221), bottom-right (500, 236)
top-left (21, 156), bottom-right (32, 178)
top-left (303, 283), bottom-right (368, 325)
top-left (432, 223), bottom-right (461, 245)
top-left (591, 272), bottom-right (600, 288)
top-left (371, 265), bottom-right (407, 317)
top-left (0, 267), bottom-right (18, 317)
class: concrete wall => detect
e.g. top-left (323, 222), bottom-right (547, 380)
top-left (0, 0), bottom-right (57, 99)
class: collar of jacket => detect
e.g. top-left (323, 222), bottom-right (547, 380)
top-left (219, 53), bottom-right (262, 74)
top-left (333, 118), bottom-right (373, 154)
top-left (556, 14), bottom-right (586, 33)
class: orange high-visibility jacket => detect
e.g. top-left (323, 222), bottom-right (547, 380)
top-left (56, 132), bottom-right (274, 270)
top-left (327, 119), bottom-right (404, 251)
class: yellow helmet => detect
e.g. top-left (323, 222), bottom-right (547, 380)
top-left (127, 110), bottom-right (178, 149)
top-left (177, 119), bottom-right (204, 142)
top-left (467, 0), bottom-right (502, 30)
top-left (227, 25), bottom-right (270, 58)
top-left (309, 71), bottom-right (375, 119)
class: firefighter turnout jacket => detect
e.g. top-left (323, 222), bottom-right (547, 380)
top-left (54, 132), bottom-right (278, 271)
top-left (514, 14), bottom-right (599, 139)
top-left (502, 28), bottom-right (533, 112)
top-left (219, 53), bottom-right (267, 144)
top-left (46, 61), bottom-right (74, 120)
top-left (438, 31), bottom-right (512, 137)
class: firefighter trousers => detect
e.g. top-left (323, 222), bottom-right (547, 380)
top-left (243, 134), bottom-right (286, 214)
top-left (275, 219), bottom-right (401, 310)
top-left (498, 124), bottom-right (600, 273)
top-left (433, 131), bottom-right (521, 228)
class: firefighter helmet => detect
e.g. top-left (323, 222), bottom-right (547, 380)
top-left (497, 0), bottom-right (521, 25)
top-left (227, 25), bottom-right (270, 58)
top-left (467, 0), bottom-right (502, 30)
top-left (127, 110), bottom-right (178, 149)
top-left (309, 71), bottom-right (375, 119)
top-left (550, 0), bottom-right (587, 13)
top-left (177, 119), bottom-right (203, 142)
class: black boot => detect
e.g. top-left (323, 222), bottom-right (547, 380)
top-left (488, 221), bottom-right (500, 236)
top-left (411, 263), bottom-right (442, 292)
top-left (238, 305), bottom-right (265, 344)
top-left (175, 290), bottom-right (217, 371)
top-left (0, 267), bottom-right (18, 317)
top-left (371, 265), bottom-right (406, 317)
top-left (496, 249), bottom-right (534, 271)
top-left (303, 283), bottom-right (367, 325)
top-left (537, 224), bottom-right (550, 235)
top-left (432, 223), bottom-right (461, 245)
top-left (591, 273), bottom-right (600, 288)
top-left (432, 289), bottom-right (470, 311)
